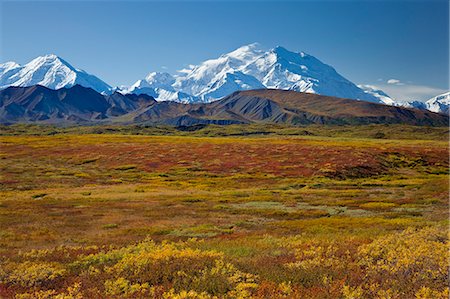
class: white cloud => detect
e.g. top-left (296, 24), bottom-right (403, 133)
top-left (177, 64), bottom-right (196, 74)
top-left (386, 79), bottom-right (406, 86)
top-left (177, 68), bottom-right (191, 74)
top-left (387, 79), bottom-right (400, 85)
top-left (161, 66), bottom-right (168, 70)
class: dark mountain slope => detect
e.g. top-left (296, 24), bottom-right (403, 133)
top-left (0, 85), bottom-right (156, 123)
top-left (0, 86), bottom-right (447, 126)
top-left (199, 89), bottom-right (448, 126)
top-left (105, 92), bottom-right (156, 116)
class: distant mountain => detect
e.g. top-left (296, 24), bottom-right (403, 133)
top-left (424, 92), bottom-right (449, 114)
top-left (124, 44), bottom-right (384, 103)
top-left (1, 86), bottom-right (447, 126)
top-left (191, 89), bottom-right (447, 126)
top-left (1, 51), bottom-right (446, 116)
top-left (196, 71), bottom-right (265, 101)
top-left (0, 54), bottom-right (111, 93)
top-left (170, 44), bottom-right (266, 101)
top-left (122, 72), bottom-right (200, 103)
top-left (240, 46), bottom-right (381, 103)
top-left (358, 85), bottom-right (396, 105)
top-left (3, 50), bottom-right (444, 115)
top-left (394, 100), bottom-right (427, 111)
top-left (392, 92), bottom-right (449, 115)
top-left (0, 85), bottom-right (155, 123)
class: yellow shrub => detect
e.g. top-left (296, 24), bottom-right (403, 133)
top-left (342, 284), bottom-right (363, 299)
top-left (277, 281), bottom-right (292, 296)
top-left (162, 289), bottom-right (212, 299)
top-left (415, 286), bottom-right (449, 299)
top-left (104, 277), bottom-right (150, 296)
top-left (103, 239), bottom-right (223, 286)
top-left (76, 238), bottom-right (258, 297)
top-left (15, 282), bottom-right (82, 299)
top-left (191, 259), bottom-right (258, 297)
top-left (348, 227), bottom-right (448, 297)
top-left (15, 290), bottom-right (57, 299)
top-left (286, 241), bottom-right (351, 271)
top-left (1, 261), bottom-right (65, 288)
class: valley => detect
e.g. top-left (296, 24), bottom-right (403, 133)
top-left (0, 124), bottom-right (448, 298)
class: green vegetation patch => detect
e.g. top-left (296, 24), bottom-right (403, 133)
top-left (231, 201), bottom-right (373, 218)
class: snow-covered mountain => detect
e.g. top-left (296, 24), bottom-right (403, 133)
top-left (2, 49), bottom-right (446, 115)
top-left (358, 85), bottom-right (449, 114)
top-left (358, 85), bottom-right (396, 105)
top-left (172, 43), bottom-right (264, 100)
top-left (125, 43), bottom-right (383, 104)
top-left (394, 100), bottom-right (427, 110)
top-left (0, 54), bottom-right (111, 93)
top-left (423, 92), bottom-right (449, 114)
top-left (391, 92), bottom-right (449, 115)
top-left (241, 46), bottom-right (381, 103)
top-left (121, 72), bottom-right (200, 103)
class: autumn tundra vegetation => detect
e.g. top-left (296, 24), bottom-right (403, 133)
top-left (0, 124), bottom-right (448, 298)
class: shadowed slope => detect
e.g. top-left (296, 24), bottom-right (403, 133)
top-left (0, 85), bottom-right (156, 123)
top-left (200, 89), bottom-right (448, 126)
top-left (0, 86), bottom-right (447, 126)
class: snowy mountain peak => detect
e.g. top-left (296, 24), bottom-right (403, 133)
top-left (144, 72), bottom-right (175, 88)
top-left (0, 61), bottom-right (20, 70)
top-left (129, 79), bottom-right (151, 90)
top-left (0, 61), bottom-right (21, 77)
top-left (26, 54), bottom-right (76, 71)
top-left (240, 42), bottom-right (261, 50)
top-left (34, 53), bottom-right (61, 61)
top-left (0, 54), bottom-right (111, 93)
top-left (384, 91), bottom-right (449, 114)
top-left (33, 54), bottom-right (75, 70)
top-left (425, 91), bottom-right (449, 114)
top-left (224, 43), bottom-right (264, 60)
top-left (124, 43), bottom-right (383, 104)
top-left (41, 53), bottom-right (59, 59)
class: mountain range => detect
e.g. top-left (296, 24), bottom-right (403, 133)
top-left (396, 91), bottom-right (449, 115)
top-left (0, 85), bottom-right (155, 123)
top-left (0, 54), bottom-right (111, 94)
top-left (120, 44), bottom-right (385, 104)
top-left (0, 85), bottom-right (447, 126)
top-left (0, 44), bottom-right (448, 115)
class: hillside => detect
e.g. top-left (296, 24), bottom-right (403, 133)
top-left (0, 86), bottom-right (447, 126)
top-left (206, 89), bottom-right (448, 125)
top-left (133, 89), bottom-right (449, 126)
top-left (0, 85), bottom-right (155, 123)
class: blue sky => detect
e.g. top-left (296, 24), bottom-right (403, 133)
top-left (0, 0), bottom-right (448, 101)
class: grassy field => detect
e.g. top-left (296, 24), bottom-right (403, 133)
top-left (0, 124), bottom-right (448, 298)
